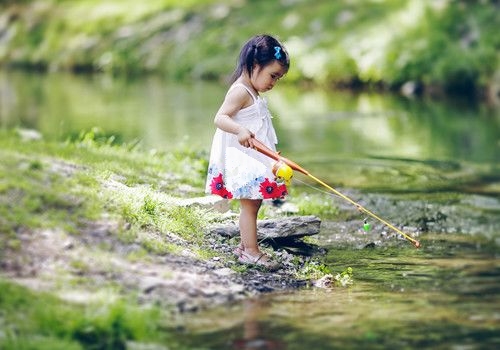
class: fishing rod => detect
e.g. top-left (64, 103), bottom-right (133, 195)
top-left (252, 139), bottom-right (421, 248)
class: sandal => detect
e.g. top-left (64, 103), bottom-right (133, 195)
top-left (233, 245), bottom-right (243, 257)
top-left (237, 250), bottom-right (281, 271)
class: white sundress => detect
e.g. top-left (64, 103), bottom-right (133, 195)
top-left (205, 83), bottom-right (288, 200)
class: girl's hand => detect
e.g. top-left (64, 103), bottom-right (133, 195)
top-left (237, 128), bottom-right (254, 148)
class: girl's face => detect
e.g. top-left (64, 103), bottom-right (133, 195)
top-left (250, 61), bottom-right (287, 92)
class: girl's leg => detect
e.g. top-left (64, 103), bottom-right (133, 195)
top-left (239, 199), bottom-right (262, 255)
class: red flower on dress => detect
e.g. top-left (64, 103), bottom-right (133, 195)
top-left (259, 178), bottom-right (288, 199)
top-left (210, 173), bottom-right (233, 199)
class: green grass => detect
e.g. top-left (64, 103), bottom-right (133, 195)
top-left (0, 150), bottom-right (97, 241)
top-left (0, 128), bottom-right (210, 256)
top-left (0, 127), bottom-right (343, 348)
top-left (0, 128), bottom-right (226, 348)
top-left (291, 193), bottom-right (340, 219)
top-left (0, 126), bottom-right (339, 256)
top-left (0, 279), bottom-right (178, 350)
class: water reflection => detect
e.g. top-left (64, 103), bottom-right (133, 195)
top-left (2, 70), bottom-right (498, 195)
top-left (231, 299), bottom-right (285, 350)
top-left (268, 85), bottom-right (500, 164)
top-left (173, 237), bottom-right (500, 349)
top-left (0, 70), bottom-right (226, 150)
top-left (1, 69), bottom-right (499, 166)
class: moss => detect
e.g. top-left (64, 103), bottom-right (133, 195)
top-left (291, 193), bottom-right (340, 219)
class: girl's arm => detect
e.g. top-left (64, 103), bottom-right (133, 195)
top-left (214, 87), bottom-right (255, 148)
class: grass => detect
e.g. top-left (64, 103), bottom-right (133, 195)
top-left (0, 126), bottom-right (336, 255)
top-left (0, 279), bottom-right (177, 350)
top-left (0, 127), bottom-right (341, 348)
top-left (0, 128), bottom-right (211, 256)
top-left (0, 128), bottom-right (223, 348)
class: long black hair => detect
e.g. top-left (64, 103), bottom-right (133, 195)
top-left (230, 34), bottom-right (290, 83)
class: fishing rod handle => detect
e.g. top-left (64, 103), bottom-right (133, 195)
top-left (252, 139), bottom-right (279, 161)
top-left (252, 138), bottom-right (309, 175)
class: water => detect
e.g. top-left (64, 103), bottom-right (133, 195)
top-left (2, 70), bottom-right (499, 166)
top-left (1, 70), bottom-right (499, 349)
top-left (0, 70), bottom-right (223, 150)
top-left (171, 238), bottom-right (500, 349)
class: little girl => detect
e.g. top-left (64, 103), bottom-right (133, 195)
top-left (206, 34), bottom-right (290, 270)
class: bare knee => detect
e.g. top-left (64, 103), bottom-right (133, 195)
top-left (240, 199), bottom-right (262, 215)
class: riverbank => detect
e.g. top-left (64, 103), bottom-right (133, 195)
top-left (2, 127), bottom-right (499, 348)
top-left (0, 127), bottom-right (333, 347)
top-left (1, 128), bottom-right (356, 322)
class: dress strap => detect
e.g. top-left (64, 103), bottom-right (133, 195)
top-left (229, 83), bottom-right (257, 102)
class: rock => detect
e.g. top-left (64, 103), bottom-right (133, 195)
top-left (17, 128), bottom-right (42, 141)
top-left (313, 274), bottom-right (334, 288)
top-left (179, 195), bottom-right (229, 213)
top-left (213, 267), bottom-right (234, 277)
top-left (277, 202), bottom-right (300, 214)
top-left (140, 276), bottom-right (166, 294)
top-left (209, 215), bottom-right (321, 240)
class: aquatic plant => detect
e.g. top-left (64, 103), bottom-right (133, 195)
top-left (334, 266), bottom-right (354, 287)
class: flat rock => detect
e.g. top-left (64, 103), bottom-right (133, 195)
top-left (179, 195), bottom-right (230, 213)
top-left (209, 215), bottom-right (321, 239)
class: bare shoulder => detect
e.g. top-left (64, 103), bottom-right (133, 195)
top-left (221, 85), bottom-right (253, 112)
top-left (228, 83), bottom-right (253, 99)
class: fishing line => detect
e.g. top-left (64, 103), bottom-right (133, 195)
top-left (294, 177), bottom-right (338, 197)
top-left (294, 177), bottom-right (372, 231)
top-left (252, 139), bottom-right (421, 248)
top-left (305, 172), bottom-right (420, 248)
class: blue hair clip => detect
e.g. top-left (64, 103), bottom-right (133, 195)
top-left (274, 46), bottom-right (282, 60)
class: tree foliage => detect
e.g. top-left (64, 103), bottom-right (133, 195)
top-left (0, 0), bottom-right (498, 96)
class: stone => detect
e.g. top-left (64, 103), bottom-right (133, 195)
top-left (17, 128), bottom-right (42, 141)
top-left (313, 274), bottom-right (334, 288)
top-left (213, 267), bottom-right (234, 277)
top-left (209, 215), bottom-right (321, 239)
top-left (179, 195), bottom-right (229, 213)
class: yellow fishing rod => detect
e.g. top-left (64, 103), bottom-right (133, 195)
top-left (252, 139), bottom-right (421, 248)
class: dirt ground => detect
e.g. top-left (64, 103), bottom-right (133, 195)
top-left (0, 216), bottom-right (324, 314)
top-left (2, 192), bottom-right (449, 314)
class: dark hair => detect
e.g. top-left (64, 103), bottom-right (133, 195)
top-left (230, 34), bottom-right (290, 83)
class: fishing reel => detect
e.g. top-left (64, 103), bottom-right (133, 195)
top-left (272, 160), bottom-right (293, 186)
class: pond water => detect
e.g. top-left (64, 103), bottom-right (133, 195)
top-left (171, 236), bottom-right (500, 349)
top-left (1, 70), bottom-right (499, 348)
top-left (1, 70), bottom-right (499, 167)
